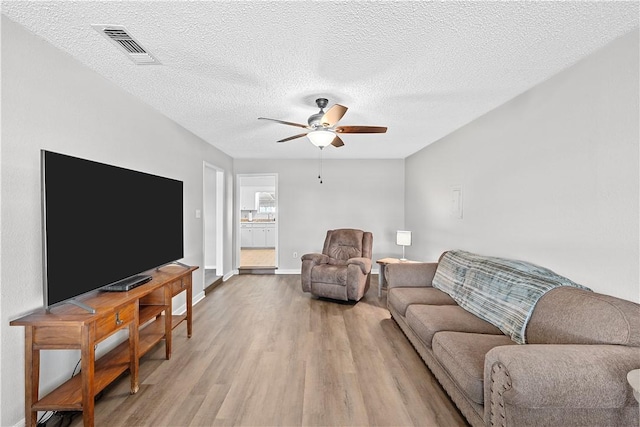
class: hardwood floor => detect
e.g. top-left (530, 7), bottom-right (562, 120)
top-left (71, 274), bottom-right (467, 426)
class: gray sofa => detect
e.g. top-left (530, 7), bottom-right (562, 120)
top-left (385, 250), bottom-right (640, 427)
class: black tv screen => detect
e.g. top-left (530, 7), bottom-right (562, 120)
top-left (41, 150), bottom-right (184, 309)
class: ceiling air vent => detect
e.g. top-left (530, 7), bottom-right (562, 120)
top-left (92, 25), bottom-right (161, 65)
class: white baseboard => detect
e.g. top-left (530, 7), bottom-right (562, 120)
top-left (192, 290), bottom-right (206, 307)
top-left (275, 269), bottom-right (300, 274)
top-left (225, 271), bottom-right (237, 280)
top-left (172, 290), bottom-right (205, 315)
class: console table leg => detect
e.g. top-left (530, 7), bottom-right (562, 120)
top-left (186, 283), bottom-right (193, 338)
top-left (165, 285), bottom-right (172, 359)
top-left (128, 315), bottom-right (139, 394)
top-left (25, 327), bottom-right (39, 427)
top-left (378, 264), bottom-right (386, 297)
top-left (81, 325), bottom-right (95, 427)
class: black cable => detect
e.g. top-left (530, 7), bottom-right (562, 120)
top-left (37, 357), bottom-right (82, 426)
top-left (36, 410), bottom-right (53, 426)
top-left (71, 358), bottom-right (81, 378)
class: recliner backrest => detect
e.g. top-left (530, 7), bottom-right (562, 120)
top-left (322, 229), bottom-right (372, 261)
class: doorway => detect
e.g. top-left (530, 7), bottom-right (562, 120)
top-left (204, 162), bottom-right (224, 289)
top-left (237, 174), bottom-right (278, 272)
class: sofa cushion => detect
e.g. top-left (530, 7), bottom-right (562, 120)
top-left (388, 287), bottom-right (456, 316)
top-left (311, 264), bottom-right (347, 286)
top-left (527, 287), bottom-right (640, 346)
top-left (433, 332), bottom-right (515, 404)
top-left (405, 305), bottom-right (504, 348)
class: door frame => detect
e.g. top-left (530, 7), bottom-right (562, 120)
top-left (235, 173), bottom-right (278, 270)
top-left (203, 162), bottom-right (225, 280)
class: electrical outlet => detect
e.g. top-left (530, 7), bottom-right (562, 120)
top-left (293, 251), bottom-right (298, 258)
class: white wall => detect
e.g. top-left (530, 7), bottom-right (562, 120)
top-left (405, 29), bottom-right (639, 302)
top-left (234, 159), bottom-right (405, 272)
top-left (1, 17), bottom-right (234, 426)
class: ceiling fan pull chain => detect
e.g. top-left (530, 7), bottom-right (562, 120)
top-left (318, 147), bottom-right (323, 184)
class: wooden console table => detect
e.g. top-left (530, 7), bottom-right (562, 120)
top-left (10, 263), bottom-right (197, 427)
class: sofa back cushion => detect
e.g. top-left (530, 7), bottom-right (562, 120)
top-left (432, 250), bottom-right (589, 344)
top-left (527, 287), bottom-right (640, 346)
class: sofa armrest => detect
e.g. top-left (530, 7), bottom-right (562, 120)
top-left (347, 257), bottom-right (372, 275)
top-left (484, 344), bottom-right (640, 425)
top-left (301, 253), bottom-right (329, 265)
top-left (385, 262), bottom-right (438, 288)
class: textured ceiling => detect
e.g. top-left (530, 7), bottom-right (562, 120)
top-left (3, 1), bottom-right (638, 159)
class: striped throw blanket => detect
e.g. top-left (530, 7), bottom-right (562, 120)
top-left (432, 250), bottom-right (591, 344)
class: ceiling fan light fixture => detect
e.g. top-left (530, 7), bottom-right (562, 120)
top-left (307, 129), bottom-right (335, 148)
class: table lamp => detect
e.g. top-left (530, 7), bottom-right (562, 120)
top-left (396, 230), bottom-right (412, 261)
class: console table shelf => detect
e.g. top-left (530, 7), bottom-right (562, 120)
top-left (139, 317), bottom-right (166, 357)
top-left (11, 264), bottom-right (197, 427)
top-left (139, 304), bottom-right (167, 324)
top-left (171, 313), bottom-right (187, 329)
top-left (33, 337), bottom-right (132, 411)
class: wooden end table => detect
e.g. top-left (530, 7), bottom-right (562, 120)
top-left (628, 369), bottom-right (640, 403)
top-left (376, 257), bottom-right (420, 297)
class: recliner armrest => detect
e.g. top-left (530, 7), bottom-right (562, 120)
top-left (301, 253), bottom-right (329, 265)
top-left (347, 257), bottom-right (372, 274)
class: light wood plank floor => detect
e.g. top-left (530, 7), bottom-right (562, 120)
top-left (71, 275), bottom-right (467, 427)
top-left (240, 248), bottom-right (276, 267)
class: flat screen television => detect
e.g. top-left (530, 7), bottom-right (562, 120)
top-left (41, 150), bottom-right (184, 311)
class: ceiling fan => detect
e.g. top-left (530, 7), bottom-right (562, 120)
top-left (258, 98), bottom-right (387, 148)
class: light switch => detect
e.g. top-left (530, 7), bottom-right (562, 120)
top-left (195, 209), bottom-right (201, 219)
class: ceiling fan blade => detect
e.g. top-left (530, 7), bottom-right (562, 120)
top-left (258, 117), bottom-right (309, 129)
top-left (321, 104), bottom-right (348, 126)
top-left (335, 125), bottom-right (387, 134)
top-left (277, 133), bottom-right (308, 143)
top-left (331, 135), bottom-right (345, 147)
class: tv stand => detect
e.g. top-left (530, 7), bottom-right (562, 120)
top-left (64, 299), bottom-right (97, 314)
top-left (11, 264), bottom-right (197, 427)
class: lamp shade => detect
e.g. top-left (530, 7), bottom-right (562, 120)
top-left (396, 230), bottom-right (412, 246)
top-left (307, 129), bottom-right (335, 147)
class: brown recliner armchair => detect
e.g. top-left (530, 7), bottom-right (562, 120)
top-left (301, 229), bottom-right (373, 301)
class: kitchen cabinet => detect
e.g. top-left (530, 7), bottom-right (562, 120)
top-left (252, 224), bottom-right (267, 247)
top-left (240, 222), bottom-right (276, 248)
top-left (240, 189), bottom-right (257, 211)
top-left (240, 224), bottom-right (253, 247)
top-left (265, 226), bottom-right (276, 247)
